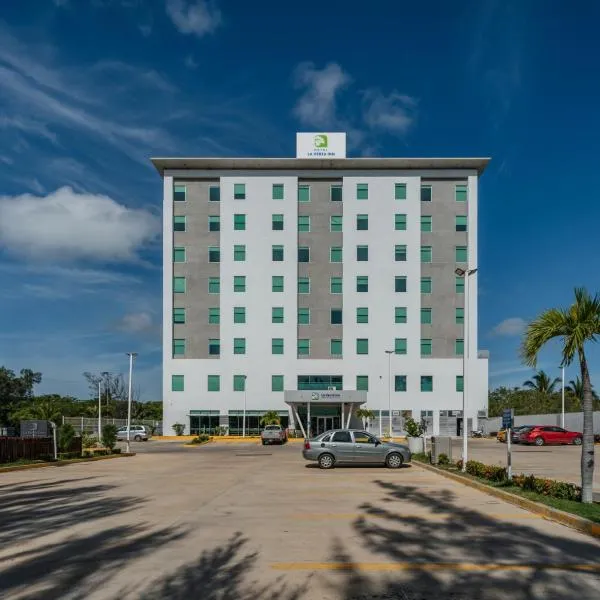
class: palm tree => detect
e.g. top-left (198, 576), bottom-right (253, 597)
top-left (260, 411), bottom-right (280, 427)
top-left (521, 287), bottom-right (600, 503)
top-left (355, 408), bottom-right (375, 430)
top-left (522, 370), bottom-right (561, 394)
top-left (567, 376), bottom-right (599, 401)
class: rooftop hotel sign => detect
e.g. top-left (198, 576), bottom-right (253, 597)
top-left (296, 132), bottom-right (346, 158)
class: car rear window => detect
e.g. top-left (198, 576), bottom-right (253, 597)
top-left (265, 425), bottom-right (280, 430)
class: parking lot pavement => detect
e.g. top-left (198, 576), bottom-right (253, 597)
top-left (1, 443), bottom-right (599, 599)
top-left (450, 438), bottom-right (600, 497)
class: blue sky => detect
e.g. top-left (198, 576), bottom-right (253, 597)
top-left (1, 0), bottom-right (599, 400)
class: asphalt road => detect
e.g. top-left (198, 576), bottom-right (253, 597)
top-left (1, 441), bottom-right (598, 599)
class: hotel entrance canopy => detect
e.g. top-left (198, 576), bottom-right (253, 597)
top-left (284, 390), bottom-right (367, 438)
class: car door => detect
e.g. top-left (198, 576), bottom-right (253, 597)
top-left (328, 431), bottom-right (355, 462)
top-left (352, 431), bottom-right (387, 463)
top-left (552, 427), bottom-right (568, 444)
top-left (541, 426), bottom-right (558, 444)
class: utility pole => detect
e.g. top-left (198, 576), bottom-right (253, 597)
top-left (126, 352), bottom-right (137, 454)
top-left (385, 350), bottom-right (394, 439)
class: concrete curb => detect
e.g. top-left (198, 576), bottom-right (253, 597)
top-left (0, 453), bottom-right (135, 474)
top-left (414, 461), bottom-right (600, 539)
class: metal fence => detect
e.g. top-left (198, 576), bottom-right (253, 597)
top-left (62, 417), bottom-right (162, 435)
top-left (481, 411), bottom-right (600, 434)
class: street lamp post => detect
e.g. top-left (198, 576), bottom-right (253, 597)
top-left (98, 380), bottom-right (102, 443)
top-left (125, 352), bottom-right (137, 454)
top-left (385, 350), bottom-right (394, 439)
top-left (242, 375), bottom-right (247, 437)
top-left (455, 267), bottom-right (477, 472)
top-left (560, 365), bottom-right (565, 429)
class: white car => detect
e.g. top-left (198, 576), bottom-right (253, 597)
top-left (116, 425), bottom-right (150, 442)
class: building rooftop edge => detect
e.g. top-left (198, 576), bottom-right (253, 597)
top-left (150, 157), bottom-right (491, 177)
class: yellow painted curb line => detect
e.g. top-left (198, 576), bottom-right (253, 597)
top-left (0, 453), bottom-right (135, 474)
top-left (414, 461), bottom-right (600, 539)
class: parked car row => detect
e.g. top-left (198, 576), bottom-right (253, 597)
top-left (497, 425), bottom-right (582, 446)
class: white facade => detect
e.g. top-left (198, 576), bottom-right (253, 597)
top-left (158, 158), bottom-right (489, 436)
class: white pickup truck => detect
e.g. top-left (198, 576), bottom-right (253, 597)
top-left (260, 425), bottom-right (287, 445)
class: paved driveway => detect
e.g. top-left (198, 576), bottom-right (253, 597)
top-left (0, 443), bottom-right (599, 599)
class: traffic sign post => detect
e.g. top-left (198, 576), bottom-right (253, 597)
top-left (503, 408), bottom-right (514, 481)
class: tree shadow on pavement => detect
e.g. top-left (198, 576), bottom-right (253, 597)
top-left (320, 480), bottom-right (600, 600)
top-left (138, 532), bottom-right (309, 600)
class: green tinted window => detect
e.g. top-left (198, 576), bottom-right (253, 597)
top-left (395, 307), bottom-right (406, 323)
top-left (421, 376), bottom-right (433, 392)
top-left (208, 246), bottom-right (220, 263)
top-left (208, 339), bottom-right (220, 356)
top-left (356, 338), bottom-right (369, 354)
top-left (208, 277), bottom-right (220, 294)
top-left (330, 246), bottom-right (342, 262)
top-left (455, 184), bottom-right (467, 202)
top-left (421, 216), bottom-right (432, 232)
top-left (298, 185), bottom-right (310, 202)
top-left (272, 183), bottom-right (284, 200)
top-left (330, 276), bottom-right (342, 294)
top-left (234, 183), bottom-right (245, 199)
top-left (395, 183), bottom-right (406, 200)
top-left (271, 375), bottom-right (284, 392)
top-left (330, 308), bottom-right (342, 324)
top-left (173, 339), bottom-right (185, 356)
top-left (356, 375), bottom-right (369, 391)
top-left (173, 247), bottom-right (185, 263)
top-left (272, 338), bottom-right (284, 354)
top-left (173, 307), bottom-right (186, 324)
top-left (456, 276), bottom-right (465, 294)
top-left (298, 246), bottom-right (310, 262)
top-left (298, 277), bottom-right (310, 294)
top-left (272, 307), bottom-right (284, 323)
top-left (207, 375), bottom-right (220, 391)
top-left (297, 339), bottom-right (310, 356)
top-left (456, 376), bottom-right (464, 392)
top-left (173, 277), bottom-right (186, 293)
top-left (421, 339), bottom-right (432, 356)
top-left (233, 375), bottom-right (246, 392)
top-left (356, 276), bottom-right (368, 292)
top-left (356, 307), bottom-right (368, 323)
top-left (456, 307), bottom-right (464, 324)
top-left (298, 308), bottom-right (310, 324)
top-left (234, 338), bottom-right (246, 355)
top-left (395, 276), bottom-right (406, 292)
top-left (357, 183), bottom-right (368, 200)
top-left (455, 246), bottom-right (467, 263)
top-left (421, 277), bottom-right (432, 294)
top-left (272, 214), bottom-right (283, 230)
top-left (395, 214), bottom-right (407, 230)
top-left (330, 185), bottom-right (342, 201)
top-left (233, 306), bottom-right (246, 323)
top-left (171, 375), bottom-right (184, 392)
top-left (455, 338), bottom-right (464, 356)
top-left (272, 245), bottom-right (284, 261)
top-left (421, 308), bottom-right (432, 324)
top-left (234, 276), bottom-right (246, 292)
top-left (421, 246), bottom-right (432, 263)
top-left (421, 185), bottom-right (432, 202)
top-left (395, 375), bottom-right (407, 392)
top-left (330, 215), bottom-right (343, 232)
top-left (234, 245), bottom-right (246, 261)
top-left (208, 307), bottom-right (220, 324)
top-left (208, 215), bottom-right (220, 231)
top-left (298, 215), bottom-right (310, 232)
top-left (395, 245), bottom-right (406, 262)
top-left (233, 213), bottom-right (246, 230)
top-left (209, 186), bottom-right (220, 202)
top-left (394, 338), bottom-right (407, 355)
top-left (272, 276), bottom-right (284, 292)
top-left (174, 215), bottom-right (186, 232)
top-left (456, 215), bottom-right (467, 232)
top-left (357, 214), bottom-right (368, 230)
top-left (173, 185), bottom-right (186, 202)
top-left (330, 339), bottom-right (342, 356)
top-left (356, 245), bottom-right (368, 261)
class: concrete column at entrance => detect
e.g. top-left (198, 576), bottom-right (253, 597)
top-left (341, 402), bottom-right (345, 429)
top-left (288, 408), bottom-right (295, 430)
top-left (433, 410), bottom-right (440, 436)
top-left (346, 404), bottom-right (353, 428)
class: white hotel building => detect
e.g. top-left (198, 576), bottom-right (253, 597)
top-left (153, 133), bottom-right (489, 437)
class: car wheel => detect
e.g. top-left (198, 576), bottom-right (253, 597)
top-left (386, 452), bottom-right (403, 469)
top-left (573, 437), bottom-right (582, 446)
top-left (261, 440), bottom-right (266, 445)
top-left (318, 453), bottom-right (335, 469)
top-left (534, 437), bottom-right (545, 446)
top-left (134, 435), bottom-right (142, 442)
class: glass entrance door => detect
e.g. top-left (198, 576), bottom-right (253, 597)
top-left (314, 416), bottom-right (341, 436)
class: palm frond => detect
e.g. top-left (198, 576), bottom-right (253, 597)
top-left (520, 309), bottom-right (569, 367)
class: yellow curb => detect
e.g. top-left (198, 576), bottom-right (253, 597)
top-left (414, 461), bottom-right (600, 539)
top-left (271, 561), bottom-right (600, 573)
top-left (0, 453), bottom-right (135, 474)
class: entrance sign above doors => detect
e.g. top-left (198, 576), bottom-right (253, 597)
top-left (285, 390), bottom-right (367, 404)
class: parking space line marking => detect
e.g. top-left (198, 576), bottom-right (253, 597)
top-left (271, 561), bottom-right (600, 573)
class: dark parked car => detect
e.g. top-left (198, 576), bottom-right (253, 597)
top-left (519, 426), bottom-right (582, 446)
top-left (302, 429), bottom-right (411, 469)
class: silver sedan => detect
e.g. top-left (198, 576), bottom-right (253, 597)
top-left (302, 429), bottom-right (411, 469)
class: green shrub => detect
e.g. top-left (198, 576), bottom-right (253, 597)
top-left (172, 423), bottom-right (185, 436)
top-left (404, 417), bottom-right (424, 437)
top-left (190, 433), bottom-right (210, 444)
top-left (411, 452), bottom-right (429, 463)
top-left (437, 453), bottom-right (450, 466)
top-left (111, 447), bottom-right (122, 454)
top-left (81, 433), bottom-right (98, 449)
top-left (102, 424), bottom-right (118, 451)
top-left (58, 423), bottom-right (76, 452)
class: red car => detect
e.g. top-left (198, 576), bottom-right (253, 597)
top-left (519, 426), bottom-right (582, 446)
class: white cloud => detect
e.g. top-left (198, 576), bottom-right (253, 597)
top-left (293, 62), bottom-right (351, 127)
top-left (115, 312), bottom-right (159, 337)
top-left (491, 317), bottom-right (527, 337)
top-left (0, 116), bottom-right (59, 144)
top-left (362, 89), bottom-right (417, 135)
top-left (166, 0), bottom-right (221, 37)
top-left (0, 155), bottom-right (13, 164)
top-left (0, 187), bottom-right (160, 263)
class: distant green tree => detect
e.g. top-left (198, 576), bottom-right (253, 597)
top-left (523, 370), bottom-right (561, 394)
top-left (58, 423), bottom-right (76, 453)
top-left (355, 408), bottom-right (376, 430)
top-left (567, 376), bottom-right (599, 402)
top-left (102, 424), bottom-right (118, 452)
top-left (260, 411), bottom-right (281, 426)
